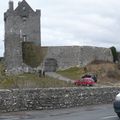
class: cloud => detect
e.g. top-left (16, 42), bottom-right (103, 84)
top-left (1, 0), bottom-right (120, 57)
top-left (40, 0), bottom-right (120, 50)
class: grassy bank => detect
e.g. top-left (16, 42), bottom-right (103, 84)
top-left (57, 67), bottom-right (85, 80)
top-left (0, 63), bottom-right (74, 89)
top-left (57, 62), bottom-right (120, 86)
top-left (0, 73), bottom-right (74, 89)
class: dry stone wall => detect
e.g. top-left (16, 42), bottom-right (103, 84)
top-left (0, 87), bottom-right (119, 112)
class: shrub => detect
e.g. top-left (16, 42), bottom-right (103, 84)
top-left (110, 46), bottom-right (118, 63)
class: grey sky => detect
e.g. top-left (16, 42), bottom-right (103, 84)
top-left (0, 0), bottom-right (120, 56)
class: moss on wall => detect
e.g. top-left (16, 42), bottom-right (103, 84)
top-left (22, 42), bottom-right (43, 68)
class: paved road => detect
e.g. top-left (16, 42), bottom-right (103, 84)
top-left (46, 72), bottom-right (73, 82)
top-left (0, 104), bottom-right (118, 120)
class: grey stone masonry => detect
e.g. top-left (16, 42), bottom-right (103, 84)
top-left (0, 87), bottom-right (119, 112)
top-left (44, 46), bottom-right (113, 70)
top-left (4, 0), bottom-right (41, 74)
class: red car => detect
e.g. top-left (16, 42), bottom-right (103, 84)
top-left (74, 77), bottom-right (95, 86)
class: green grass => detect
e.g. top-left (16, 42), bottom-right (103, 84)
top-left (57, 67), bottom-right (86, 80)
top-left (0, 73), bottom-right (75, 89)
top-left (0, 62), bottom-right (74, 89)
top-left (0, 61), bottom-right (93, 89)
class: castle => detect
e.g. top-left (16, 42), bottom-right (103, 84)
top-left (4, 0), bottom-right (113, 74)
top-left (4, 0), bottom-right (41, 74)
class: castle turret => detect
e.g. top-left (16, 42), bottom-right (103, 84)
top-left (9, 1), bottom-right (14, 11)
top-left (18, 1), bottom-right (21, 6)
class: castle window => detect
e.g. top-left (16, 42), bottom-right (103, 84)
top-left (23, 35), bottom-right (27, 41)
top-left (23, 7), bottom-right (26, 11)
top-left (22, 16), bottom-right (27, 22)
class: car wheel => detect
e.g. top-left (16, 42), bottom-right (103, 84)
top-left (117, 113), bottom-right (120, 118)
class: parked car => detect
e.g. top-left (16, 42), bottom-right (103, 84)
top-left (113, 93), bottom-right (120, 118)
top-left (81, 73), bottom-right (97, 83)
top-left (74, 77), bottom-right (95, 86)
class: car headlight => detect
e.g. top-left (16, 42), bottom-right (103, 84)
top-left (115, 93), bottom-right (120, 101)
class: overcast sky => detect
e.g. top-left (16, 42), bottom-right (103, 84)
top-left (0, 0), bottom-right (120, 56)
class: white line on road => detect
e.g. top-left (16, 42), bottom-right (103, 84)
top-left (101, 115), bottom-right (117, 119)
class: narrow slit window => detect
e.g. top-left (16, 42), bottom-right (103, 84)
top-left (23, 35), bottom-right (27, 41)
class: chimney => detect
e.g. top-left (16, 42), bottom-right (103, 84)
top-left (36, 9), bottom-right (41, 16)
top-left (18, 1), bottom-right (21, 6)
top-left (9, 1), bottom-right (14, 11)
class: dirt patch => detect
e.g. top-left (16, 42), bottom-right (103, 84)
top-left (85, 61), bottom-right (120, 86)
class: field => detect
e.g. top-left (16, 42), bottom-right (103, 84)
top-left (58, 61), bottom-right (120, 86)
top-left (0, 62), bottom-right (74, 89)
top-left (0, 61), bottom-right (120, 88)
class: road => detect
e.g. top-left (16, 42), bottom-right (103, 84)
top-left (46, 72), bottom-right (73, 82)
top-left (0, 104), bottom-right (119, 120)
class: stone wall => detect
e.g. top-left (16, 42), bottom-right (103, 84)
top-left (0, 87), bottom-right (119, 112)
top-left (44, 46), bottom-right (113, 70)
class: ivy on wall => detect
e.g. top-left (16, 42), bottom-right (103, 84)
top-left (22, 42), bottom-right (43, 68)
top-left (110, 46), bottom-right (118, 63)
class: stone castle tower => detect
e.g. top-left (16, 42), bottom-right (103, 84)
top-left (4, 0), bottom-right (41, 74)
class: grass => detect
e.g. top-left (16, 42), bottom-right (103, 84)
top-left (57, 67), bottom-right (86, 80)
top-left (57, 63), bottom-right (120, 86)
top-left (0, 73), bottom-right (75, 89)
top-left (0, 62), bottom-right (74, 89)
top-left (1, 61), bottom-right (119, 88)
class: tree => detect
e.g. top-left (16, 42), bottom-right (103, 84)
top-left (110, 46), bottom-right (118, 63)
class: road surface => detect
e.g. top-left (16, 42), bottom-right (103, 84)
top-left (0, 104), bottom-right (118, 120)
top-left (46, 72), bottom-right (73, 82)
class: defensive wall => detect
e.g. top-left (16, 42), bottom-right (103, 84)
top-left (0, 87), bottom-right (119, 112)
top-left (44, 46), bottom-right (113, 71)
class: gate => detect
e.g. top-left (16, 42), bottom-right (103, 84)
top-left (44, 58), bottom-right (57, 72)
